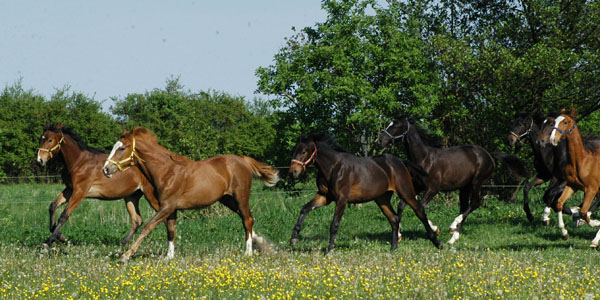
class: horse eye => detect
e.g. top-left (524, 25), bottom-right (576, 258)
top-left (118, 147), bottom-right (125, 151)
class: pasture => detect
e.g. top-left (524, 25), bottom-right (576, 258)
top-left (1, 183), bottom-right (600, 299)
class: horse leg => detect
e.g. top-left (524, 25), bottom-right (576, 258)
top-left (396, 189), bottom-right (442, 249)
top-left (222, 192), bottom-right (256, 256)
top-left (555, 186), bottom-right (575, 240)
top-left (327, 199), bottom-right (348, 255)
top-left (374, 193), bottom-right (399, 250)
top-left (290, 193), bottom-right (329, 246)
top-left (450, 183), bottom-right (486, 245)
top-left (396, 200), bottom-right (406, 241)
top-left (121, 192), bottom-right (143, 246)
top-left (43, 188), bottom-right (87, 247)
top-left (48, 188), bottom-right (72, 243)
top-left (166, 211), bottom-right (177, 259)
top-left (523, 177), bottom-right (545, 223)
top-left (419, 188), bottom-right (440, 235)
top-left (448, 186), bottom-right (471, 244)
top-left (121, 205), bottom-right (176, 263)
top-left (541, 181), bottom-right (565, 226)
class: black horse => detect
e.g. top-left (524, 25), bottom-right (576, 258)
top-left (509, 113), bottom-right (600, 224)
top-left (288, 134), bottom-right (442, 254)
top-left (378, 116), bottom-right (496, 245)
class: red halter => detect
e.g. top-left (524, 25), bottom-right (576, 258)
top-left (291, 142), bottom-right (317, 171)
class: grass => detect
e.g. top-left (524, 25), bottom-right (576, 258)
top-left (1, 182), bottom-right (600, 299)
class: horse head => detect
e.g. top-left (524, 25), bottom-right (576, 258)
top-left (37, 123), bottom-right (65, 166)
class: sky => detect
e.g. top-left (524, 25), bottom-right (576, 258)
top-left (0, 1), bottom-right (327, 111)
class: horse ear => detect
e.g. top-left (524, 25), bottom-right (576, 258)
top-left (570, 107), bottom-right (577, 118)
top-left (55, 122), bottom-right (64, 129)
top-left (560, 108), bottom-right (566, 113)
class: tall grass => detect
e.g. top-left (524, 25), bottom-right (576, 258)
top-left (1, 183), bottom-right (599, 299)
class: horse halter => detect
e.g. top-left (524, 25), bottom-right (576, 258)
top-left (107, 137), bottom-right (145, 172)
top-left (291, 142), bottom-right (317, 171)
top-left (38, 132), bottom-right (65, 159)
top-left (553, 121), bottom-right (576, 138)
top-left (509, 118), bottom-right (534, 141)
top-left (382, 121), bottom-right (410, 142)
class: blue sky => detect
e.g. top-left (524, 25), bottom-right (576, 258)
top-left (0, 1), bottom-right (326, 111)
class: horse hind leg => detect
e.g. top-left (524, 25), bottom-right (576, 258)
top-left (221, 193), bottom-right (256, 255)
top-left (394, 182), bottom-right (442, 249)
top-left (374, 193), bottom-right (399, 250)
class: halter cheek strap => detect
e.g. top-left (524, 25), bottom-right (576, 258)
top-left (38, 132), bottom-right (65, 159)
top-left (554, 122), bottom-right (576, 137)
top-left (291, 142), bottom-right (317, 171)
top-left (509, 119), bottom-right (534, 141)
top-left (107, 137), bottom-right (145, 172)
top-left (383, 121), bottom-right (410, 142)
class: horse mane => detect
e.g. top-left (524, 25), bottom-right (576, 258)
top-left (130, 127), bottom-right (192, 162)
top-left (393, 115), bottom-right (443, 148)
top-left (582, 135), bottom-right (600, 154)
top-left (298, 133), bottom-right (350, 153)
top-left (45, 123), bottom-right (105, 154)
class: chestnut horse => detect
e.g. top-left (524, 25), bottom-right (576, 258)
top-left (36, 123), bottom-right (160, 247)
top-left (379, 116), bottom-right (495, 245)
top-left (289, 134), bottom-right (442, 254)
top-left (102, 127), bottom-right (278, 262)
top-left (537, 110), bottom-right (600, 245)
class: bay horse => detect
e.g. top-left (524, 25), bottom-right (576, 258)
top-left (537, 110), bottom-right (600, 245)
top-left (378, 116), bottom-right (495, 244)
top-left (36, 123), bottom-right (161, 247)
top-left (508, 113), bottom-right (600, 224)
top-left (102, 127), bottom-right (278, 262)
top-left (288, 134), bottom-right (442, 254)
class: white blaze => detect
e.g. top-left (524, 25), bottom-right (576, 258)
top-left (103, 141), bottom-right (123, 168)
top-left (550, 116), bottom-right (565, 146)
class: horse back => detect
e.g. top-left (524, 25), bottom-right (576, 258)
top-left (426, 145), bottom-right (495, 190)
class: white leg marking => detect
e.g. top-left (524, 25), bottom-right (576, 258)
top-left (448, 231), bottom-right (460, 244)
top-left (449, 214), bottom-right (464, 231)
top-left (166, 241), bottom-right (175, 259)
top-left (558, 211), bottom-right (568, 237)
top-left (589, 219), bottom-right (600, 227)
top-left (542, 207), bottom-right (551, 222)
top-left (428, 220), bottom-right (439, 233)
top-left (570, 207), bottom-right (580, 216)
top-left (591, 229), bottom-right (600, 247)
top-left (245, 231), bottom-right (253, 256)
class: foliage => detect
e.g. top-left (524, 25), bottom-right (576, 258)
top-left (111, 77), bottom-right (276, 162)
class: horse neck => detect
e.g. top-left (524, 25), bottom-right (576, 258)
top-left (526, 122), bottom-right (541, 150)
top-left (59, 134), bottom-right (87, 171)
top-left (563, 126), bottom-right (586, 166)
top-left (404, 125), bottom-right (431, 163)
top-left (133, 139), bottom-right (177, 188)
top-left (312, 144), bottom-right (341, 181)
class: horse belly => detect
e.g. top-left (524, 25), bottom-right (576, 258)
top-left (86, 185), bottom-right (138, 200)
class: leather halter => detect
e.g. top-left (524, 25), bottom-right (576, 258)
top-left (38, 132), bottom-right (65, 159)
top-left (107, 137), bottom-right (145, 172)
top-left (291, 142), bottom-right (317, 171)
top-left (509, 119), bottom-right (534, 141)
top-left (382, 121), bottom-right (410, 142)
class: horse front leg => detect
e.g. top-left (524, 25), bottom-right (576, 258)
top-left (121, 193), bottom-right (143, 246)
top-left (43, 188), bottom-right (86, 247)
top-left (121, 205), bottom-right (176, 263)
top-left (290, 193), bottom-right (328, 246)
top-left (327, 199), bottom-right (348, 255)
top-left (48, 188), bottom-right (72, 243)
top-left (523, 177), bottom-right (545, 223)
top-left (555, 186), bottom-right (575, 240)
top-left (541, 181), bottom-right (565, 226)
top-left (374, 193), bottom-right (399, 250)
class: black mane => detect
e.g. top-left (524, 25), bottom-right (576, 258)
top-left (298, 133), bottom-right (350, 153)
top-left (394, 115), bottom-right (443, 148)
top-left (45, 123), bottom-right (105, 154)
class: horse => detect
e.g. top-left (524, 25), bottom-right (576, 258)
top-left (537, 110), bottom-right (600, 244)
top-left (36, 123), bottom-right (161, 247)
top-left (288, 133), bottom-right (442, 254)
top-left (378, 116), bottom-right (495, 244)
top-left (508, 113), bottom-right (600, 224)
top-left (102, 127), bottom-right (279, 262)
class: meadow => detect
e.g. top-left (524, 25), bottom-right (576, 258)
top-left (1, 182), bottom-right (600, 299)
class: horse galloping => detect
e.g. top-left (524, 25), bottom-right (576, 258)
top-left (379, 116), bottom-right (495, 245)
top-left (536, 110), bottom-right (600, 245)
top-left (36, 123), bottom-right (161, 247)
top-left (288, 134), bottom-right (442, 254)
top-left (102, 127), bottom-right (278, 262)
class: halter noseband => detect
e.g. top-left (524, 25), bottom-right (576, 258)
top-left (553, 122), bottom-right (576, 137)
top-left (107, 137), bottom-right (145, 172)
top-left (291, 142), bottom-right (317, 171)
top-left (39, 132), bottom-right (65, 159)
top-left (382, 121), bottom-right (410, 142)
top-left (509, 119), bottom-right (534, 141)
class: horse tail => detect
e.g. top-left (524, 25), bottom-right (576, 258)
top-left (491, 152), bottom-right (530, 179)
top-left (240, 156), bottom-right (279, 187)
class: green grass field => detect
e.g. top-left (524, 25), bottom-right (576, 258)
top-left (1, 182), bottom-right (600, 299)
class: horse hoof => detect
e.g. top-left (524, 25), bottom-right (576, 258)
top-left (435, 227), bottom-right (440, 235)
top-left (398, 233), bottom-right (402, 241)
top-left (576, 219), bottom-right (587, 227)
top-left (561, 233), bottom-right (569, 240)
top-left (119, 255), bottom-right (130, 264)
top-left (58, 234), bottom-right (67, 243)
top-left (290, 238), bottom-right (299, 247)
top-left (448, 228), bottom-right (456, 234)
top-left (542, 219), bottom-right (550, 226)
top-left (40, 243), bottom-right (49, 249)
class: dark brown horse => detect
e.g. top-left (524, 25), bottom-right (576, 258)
top-left (36, 123), bottom-right (161, 247)
top-left (289, 134), bottom-right (442, 254)
top-left (537, 109), bottom-right (600, 245)
top-left (102, 127), bottom-right (278, 262)
top-left (379, 116), bottom-right (495, 244)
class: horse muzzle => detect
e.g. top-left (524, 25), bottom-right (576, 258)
top-left (289, 165), bottom-right (303, 179)
top-left (102, 165), bottom-right (116, 178)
